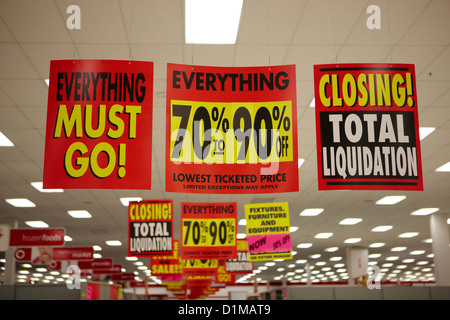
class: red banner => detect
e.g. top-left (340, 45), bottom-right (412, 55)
top-left (78, 258), bottom-right (113, 270)
top-left (128, 199), bottom-right (173, 257)
top-left (180, 202), bottom-right (237, 260)
top-left (52, 247), bottom-right (94, 261)
top-left (166, 63), bottom-right (299, 194)
top-left (92, 264), bottom-right (122, 274)
top-left (9, 229), bottom-right (65, 247)
top-left (314, 63), bottom-right (423, 190)
top-left (43, 59), bottom-right (154, 190)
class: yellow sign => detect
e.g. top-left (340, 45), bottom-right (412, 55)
top-left (170, 100), bottom-right (294, 164)
top-left (245, 202), bottom-right (290, 235)
top-left (182, 218), bottom-right (236, 247)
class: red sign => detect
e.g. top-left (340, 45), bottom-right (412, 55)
top-left (314, 63), bottom-right (423, 190)
top-left (52, 247), bottom-right (94, 261)
top-left (128, 199), bottom-right (173, 257)
top-left (78, 258), bottom-right (113, 270)
top-left (111, 273), bottom-right (135, 281)
top-left (166, 63), bottom-right (299, 194)
top-left (43, 59), bottom-right (154, 190)
top-left (9, 229), bottom-right (65, 247)
top-left (180, 202), bottom-right (237, 260)
top-left (92, 264), bottom-right (122, 274)
top-left (14, 248), bottom-right (32, 261)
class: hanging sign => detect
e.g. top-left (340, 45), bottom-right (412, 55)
top-left (314, 63), bottom-right (423, 190)
top-left (225, 239), bottom-right (253, 274)
top-left (245, 202), bottom-right (292, 261)
top-left (128, 199), bottom-right (173, 257)
top-left (52, 247), bottom-right (94, 261)
top-left (182, 259), bottom-right (219, 276)
top-left (150, 240), bottom-right (182, 276)
top-left (9, 228), bottom-right (65, 247)
top-left (78, 258), bottom-right (113, 270)
top-left (180, 202), bottom-right (237, 260)
top-left (43, 59), bottom-right (154, 190)
top-left (166, 63), bottom-right (299, 194)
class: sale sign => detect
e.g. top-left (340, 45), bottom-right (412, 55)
top-left (150, 240), bottom-right (182, 276)
top-left (245, 202), bottom-right (292, 261)
top-left (128, 199), bottom-right (173, 257)
top-left (181, 202), bottom-right (237, 260)
top-left (314, 63), bottom-right (423, 190)
top-left (43, 59), bottom-right (153, 190)
top-left (9, 228), bottom-right (65, 247)
top-left (225, 239), bottom-right (253, 274)
top-left (166, 63), bottom-right (299, 194)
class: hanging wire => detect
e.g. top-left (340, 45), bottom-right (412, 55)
top-left (386, 0), bottom-right (394, 64)
top-left (330, 0), bottom-right (339, 65)
top-left (267, 0), bottom-right (271, 68)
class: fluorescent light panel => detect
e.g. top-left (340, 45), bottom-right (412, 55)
top-left (5, 198), bottom-right (36, 207)
top-left (0, 131), bottom-right (14, 147)
top-left (419, 127), bottom-right (435, 140)
top-left (410, 208), bottom-right (439, 216)
top-left (68, 210), bottom-right (92, 218)
top-left (371, 225), bottom-right (393, 232)
top-left (375, 195), bottom-right (406, 205)
top-left (25, 221), bottom-right (48, 228)
top-left (300, 208), bottom-right (324, 216)
top-left (185, 0), bottom-right (243, 44)
top-left (435, 162), bottom-right (450, 172)
top-left (120, 197), bottom-right (142, 206)
top-left (339, 218), bottom-right (362, 225)
top-left (31, 182), bottom-right (63, 193)
top-left (106, 240), bottom-right (122, 246)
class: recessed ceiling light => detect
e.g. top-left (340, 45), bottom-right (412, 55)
top-left (410, 208), bottom-right (439, 216)
top-left (410, 250), bottom-right (425, 255)
top-left (391, 247), bottom-right (407, 252)
top-left (369, 243), bottom-right (385, 248)
top-left (93, 253), bottom-right (102, 259)
top-left (5, 198), bottom-right (36, 207)
top-left (375, 195), bottom-right (406, 205)
top-left (0, 131), bottom-right (14, 147)
top-left (435, 161), bottom-right (450, 172)
top-left (339, 218), bottom-right (362, 225)
top-left (315, 233), bottom-right (333, 239)
top-left (185, 0), bottom-right (243, 44)
top-left (386, 256), bottom-right (399, 261)
top-left (93, 245), bottom-right (102, 251)
top-left (236, 233), bottom-right (246, 239)
top-left (25, 221), bottom-right (48, 228)
top-left (371, 225), bottom-right (393, 232)
top-left (419, 127), bottom-right (435, 140)
top-left (238, 219), bottom-right (247, 226)
top-left (344, 238), bottom-right (361, 244)
top-left (31, 182), bottom-right (63, 193)
top-left (44, 79), bottom-right (50, 86)
top-left (67, 210), bottom-right (92, 218)
top-left (330, 256), bottom-right (342, 261)
top-left (297, 243), bottom-right (312, 248)
top-left (309, 97), bottom-right (315, 108)
top-left (398, 232), bottom-right (419, 238)
top-left (309, 254), bottom-right (321, 259)
top-left (119, 197), bottom-right (142, 206)
top-left (300, 208), bottom-right (324, 216)
top-left (64, 235), bottom-right (73, 242)
top-left (298, 159), bottom-right (305, 168)
top-left (106, 240), bottom-right (122, 246)
top-left (325, 247), bottom-right (339, 252)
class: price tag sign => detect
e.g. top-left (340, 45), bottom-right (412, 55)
top-left (166, 63), bottom-right (299, 194)
top-left (180, 202), bottom-right (237, 260)
top-left (182, 259), bottom-right (218, 276)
